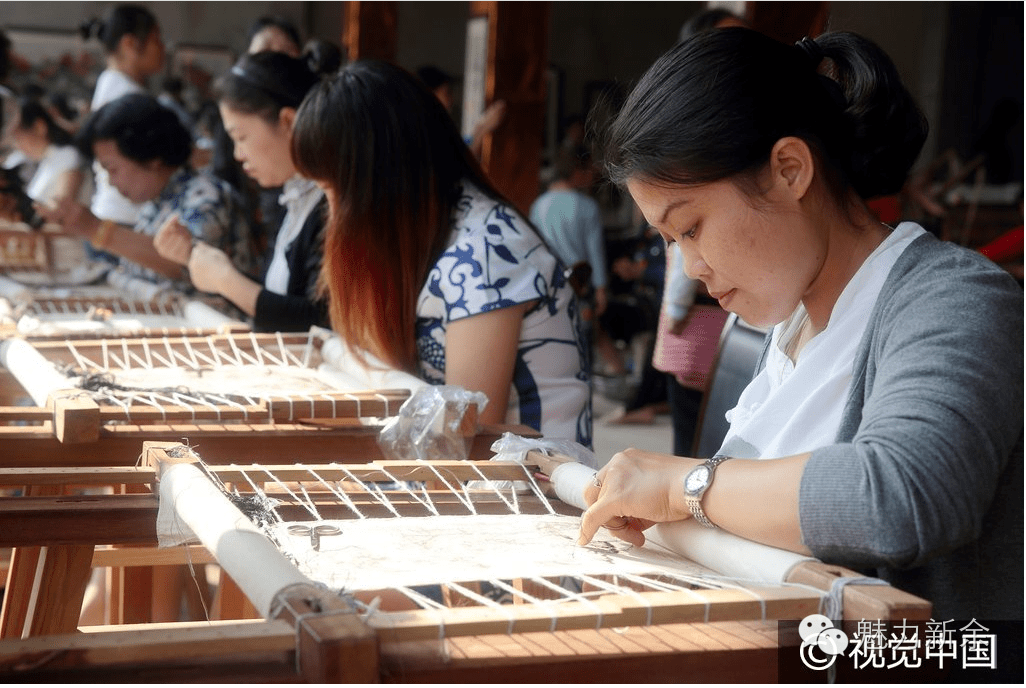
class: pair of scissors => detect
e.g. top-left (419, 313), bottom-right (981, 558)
top-left (287, 523), bottom-right (341, 551)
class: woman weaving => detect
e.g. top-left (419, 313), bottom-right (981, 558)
top-left (578, 29), bottom-right (1023, 621)
top-left (290, 61), bottom-right (591, 445)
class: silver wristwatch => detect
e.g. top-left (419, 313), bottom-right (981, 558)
top-left (683, 455), bottom-right (730, 528)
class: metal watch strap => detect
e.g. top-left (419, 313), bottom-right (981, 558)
top-left (687, 454), bottom-right (729, 528)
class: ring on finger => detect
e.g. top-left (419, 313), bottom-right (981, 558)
top-left (605, 517), bottom-right (630, 531)
top-left (592, 473), bottom-right (602, 488)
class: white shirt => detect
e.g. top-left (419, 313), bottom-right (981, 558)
top-left (719, 222), bottom-right (927, 460)
top-left (27, 144), bottom-right (92, 206)
top-left (263, 176), bottom-right (323, 296)
top-left (89, 69), bottom-right (145, 224)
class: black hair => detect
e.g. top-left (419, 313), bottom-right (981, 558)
top-left (247, 15), bottom-right (302, 51)
top-left (213, 50), bottom-right (329, 121)
top-left (303, 39), bottom-right (343, 76)
top-left (0, 29), bottom-right (11, 83)
top-left (604, 28), bottom-right (928, 202)
top-left (416, 65), bottom-right (453, 91)
top-left (16, 97), bottom-right (73, 146)
top-left (80, 4), bottom-right (158, 54)
top-left (76, 93), bottom-right (191, 167)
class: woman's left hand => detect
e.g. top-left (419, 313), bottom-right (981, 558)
top-left (578, 448), bottom-right (698, 548)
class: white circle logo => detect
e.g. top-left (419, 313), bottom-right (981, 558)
top-left (798, 614), bottom-right (849, 671)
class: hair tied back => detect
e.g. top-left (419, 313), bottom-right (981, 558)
top-left (795, 37), bottom-right (824, 69)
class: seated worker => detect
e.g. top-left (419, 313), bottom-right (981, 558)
top-left (8, 96), bottom-right (93, 208)
top-left (291, 60), bottom-right (592, 446)
top-left (155, 50), bottom-right (331, 333)
top-left (578, 29), bottom-right (1023, 622)
top-left (41, 93), bottom-right (254, 290)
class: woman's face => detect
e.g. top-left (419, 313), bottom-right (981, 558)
top-left (127, 27), bottom-right (165, 77)
top-left (627, 175), bottom-right (827, 328)
top-left (219, 104), bottom-right (296, 188)
top-left (12, 117), bottom-right (49, 160)
top-left (93, 139), bottom-right (170, 204)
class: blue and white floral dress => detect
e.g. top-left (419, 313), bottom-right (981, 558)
top-left (416, 181), bottom-right (592, 447)
top-left (123, 167), bottom-right (254, 289)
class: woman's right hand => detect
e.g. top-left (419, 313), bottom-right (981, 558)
top-left (578, 448), bottom-right (698, 548)
top-left (154, 215), bottom-right (195, 265)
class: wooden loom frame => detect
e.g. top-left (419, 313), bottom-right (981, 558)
top-left (0, 330), bottom-right (515, 458)
top-left (0, 443), bottom-right (932, 682)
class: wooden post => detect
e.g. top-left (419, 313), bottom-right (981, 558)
top-left (468, 1), bottom-right (551, 216)
top-left (342, 1), bottom-right (398, 62)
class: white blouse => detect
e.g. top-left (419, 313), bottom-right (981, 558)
top-left (719, 222), bottom-right (926, 460)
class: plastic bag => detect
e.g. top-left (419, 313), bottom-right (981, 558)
top-left (489, 432), bottom-right (597, 469)
top-left (377, 385), bottom-right (488, 461)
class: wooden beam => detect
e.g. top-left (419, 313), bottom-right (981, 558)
top-left (468, 1), bottom-right (550, 215)
top-left (342, 1), bottom-right (397, 62)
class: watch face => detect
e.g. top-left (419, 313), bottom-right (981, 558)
top-left (685, 466), bottom-right (710, 494)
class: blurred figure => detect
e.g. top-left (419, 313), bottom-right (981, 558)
top-left (9, 96), bottom-right (92, 207)
top-left (80, 4), bottom-right (165, 227)
top-left (416, 63), bottom-right (506, 160)
top-left (247, 15), bottom-right (302, 57)
top-left (678, 7), bottom-right (748, 42)
top-left (530, 143), bottom-right (609, 321)
top-left (42, 94), bottom-right (253, 290)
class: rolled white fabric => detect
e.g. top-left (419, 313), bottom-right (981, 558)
top-left (182, 299), bottom-right (235, 329)
top-left (0, 337), bottom-right (76, 406)
top-left (550, 461), bottom-right (597, 511)
top-left (156, 462), bottom-right (311, 618)
top-left (647, 520), bottom-right (813, 584)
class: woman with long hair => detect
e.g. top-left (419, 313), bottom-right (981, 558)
top-left (291, 60), bottom-right (591, 444)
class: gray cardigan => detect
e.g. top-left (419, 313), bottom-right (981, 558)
top-left (757, 232), bottom-right (1023, 620)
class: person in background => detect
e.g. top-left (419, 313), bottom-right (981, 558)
top-left (416, 64), bottom-right (507, 161)
top-left (8, 96), bottom-right (92, 207)
top-left (579, 28), bottom-right (1022, 622)
top-left (155, 50), bottom-right (330, 333)
top-left (240, 16), bottom-right (304, 249)
top-left (80, 4), bottom-right (165, 228)
top-left (292, 59), bottom-right (591, 445)
top-left (677, 6), bottom-right (748, 43)
top-left (247, 15), bottom-right (302, 58)
top-left (530, 144), bottom-right (609, 321)
top-left (651, 242), bottom-right (729, 454)
top-left (41, 93), bottom-right (253, 291)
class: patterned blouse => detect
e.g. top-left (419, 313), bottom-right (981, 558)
top-left (416, 180), bottom-right (592, 446)
top-left (125, 167), bottom-right (254, 289)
